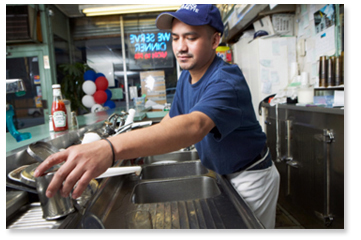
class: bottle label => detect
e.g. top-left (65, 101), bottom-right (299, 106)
top-left (53, 111), bottom-right (66, 128)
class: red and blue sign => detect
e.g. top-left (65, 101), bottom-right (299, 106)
top-left (128, 31), bottom-right (174, 70)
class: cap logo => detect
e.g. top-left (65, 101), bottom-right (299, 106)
top-left (179, 4), bottom-right (199, 13)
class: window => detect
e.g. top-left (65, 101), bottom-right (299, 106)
top-left (70, 13), bottom-right (178, 109)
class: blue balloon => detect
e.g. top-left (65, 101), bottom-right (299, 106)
top-left (105, 89), bottom-right (112, 101)
top-left (104, 100), bottom-right (116, 109)
top-left (96, 72), bottom-right (105, 78)
top-left (83, 70), bottom-right (96, 81)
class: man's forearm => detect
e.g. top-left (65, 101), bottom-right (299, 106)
top-left (108, 111), bottom-right (214, 161)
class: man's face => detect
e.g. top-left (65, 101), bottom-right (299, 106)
top-left (171, 19), bottom-right (218, 72)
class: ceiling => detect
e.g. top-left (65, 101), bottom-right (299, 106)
top-left (55, 4), bottom-right (184, 18)
top-left (55, 4), bottom-right (85, 18)
top-left (54, 4), bottom-right (225, 18)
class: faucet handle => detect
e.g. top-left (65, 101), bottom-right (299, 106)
top-left (103, 121), bottom-right (115, 136)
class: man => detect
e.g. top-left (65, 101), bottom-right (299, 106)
top-left (35, 4), bottom-right (279, 228)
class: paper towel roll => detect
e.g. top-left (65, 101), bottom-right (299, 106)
top-left (301, 72), bottom-right (308, 86)
top-left (289, 62), bottom-right (298, 82)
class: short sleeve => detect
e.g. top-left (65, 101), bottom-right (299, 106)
top-left (169, 82), bottom-right (184, 118)
top-left (190, 80), bottom-right (243, 141)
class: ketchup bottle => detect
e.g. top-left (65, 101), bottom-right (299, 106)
top-left (51, 84), bottom-right (68, 132)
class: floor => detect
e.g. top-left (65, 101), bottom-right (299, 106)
top-left (275, 204), bottom-right (304, 229)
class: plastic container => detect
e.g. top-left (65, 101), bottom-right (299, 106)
top-left (70, 111), bottom-right (79, 130)
top-left (298, 87), bottom-right (314, 104)
top-left (134, 97), bottom-right (145, 111)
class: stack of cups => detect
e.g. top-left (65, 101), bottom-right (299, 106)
top-left (289, 62), bottom-right (299, 83)
top-left (335, 56), bottom-right (342, 86)
top-left (298, 72), bottom-right (314, 104)
top-left (318, 55), bottom-right (344, 87)
top-left (301, 72), bottom-right (309, 86)
top-left (319, 56), bottom-right (327, 87)
top-left (327, 57), bottom-right (335, 87)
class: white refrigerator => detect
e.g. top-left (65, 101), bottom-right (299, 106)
top-left (233, 36), bottom-right (296, 129)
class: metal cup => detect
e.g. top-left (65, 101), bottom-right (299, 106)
top-left (335, 56), bottom-right (342, 86)
top-left (35, 172), bottom-right (75, 220)
top-left (327, 57), bottom-right (335, 87)
top-left (319, 56), bottom-right (327, 87)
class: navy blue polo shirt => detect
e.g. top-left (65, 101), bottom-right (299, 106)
top-left (169, 55), bottom-right (266, 175)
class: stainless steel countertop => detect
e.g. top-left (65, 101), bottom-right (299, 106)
top-left (262, 103), bottom-right (344, 115)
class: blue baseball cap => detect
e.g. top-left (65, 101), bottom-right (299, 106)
top-left (156, 4), bottom-right (224, 36)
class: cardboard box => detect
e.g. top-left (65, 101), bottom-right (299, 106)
top-left (14, 98), bottom-right (34, 108)
top-left (253, 16), bottom-right (275, 35)
top-left (15, 109), bottom-right (29, 118)
top-left (272, 14), bottom-right (294, 36)
top-left (140, 71), bottom-right (167, 104)
top-left (253, 14), bottom-right (295, 37)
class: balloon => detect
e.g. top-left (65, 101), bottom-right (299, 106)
top-left (95, 72), bottom-right (105, 78)
top-left (83, 70), bottom-right (96, 81)
top-left (93, 90), bottom-right (107, 104)
top-left (95, 76), bottom-right (108, 91)
top-left (105, 89), bottom-right (112, 101)
top-left (82, 95), bottom-right (95, 108)
top-left (82, 80), bottom-right (96, 95)
top-left (104, 100), bottom-right (116, 109)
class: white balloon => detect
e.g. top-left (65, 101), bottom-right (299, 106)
top-left (82, 80), bottom-right (96, 95)
top-left (82, 95), bottom-right (95, 108)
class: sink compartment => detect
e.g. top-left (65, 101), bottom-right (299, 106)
top-left (141, 161), bottom-right (208, 180)
top-left (142, 151), bottom-right (199, 164)
top-left (132, 176), bottom-right (221, 204)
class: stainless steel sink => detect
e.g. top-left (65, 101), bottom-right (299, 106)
top-left (141, 161), bottom-right (208, 180)
top-left (132, 176), bottom-right (221, 204)
top-left (141, 151), bottom-right (199, 164)
top-left (7, 119), bottom-right (264, 229)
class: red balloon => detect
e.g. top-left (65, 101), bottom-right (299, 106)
top-left (93, 90), bottom-right (107, 104)
top-left (95, 76), bottom-right (109, 91)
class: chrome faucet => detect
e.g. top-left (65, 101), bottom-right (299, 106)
top-left (103, 111), bottom-right (129, 136)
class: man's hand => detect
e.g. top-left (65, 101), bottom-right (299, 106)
top-left (34, 139), bottom-right (113, 199)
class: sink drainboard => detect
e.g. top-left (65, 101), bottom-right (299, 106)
top-left (136, 198), bottom-right (227, 229)
top-left (7, 203), bottom-right (63, 229)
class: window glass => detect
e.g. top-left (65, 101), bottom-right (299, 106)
top-left (71, 13), bottom-right (178, 109)
top-left (6, 57), bottom-right (45, 131)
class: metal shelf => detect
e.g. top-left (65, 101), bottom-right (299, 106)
top-left (314, 86), bottom-right (344, 91)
